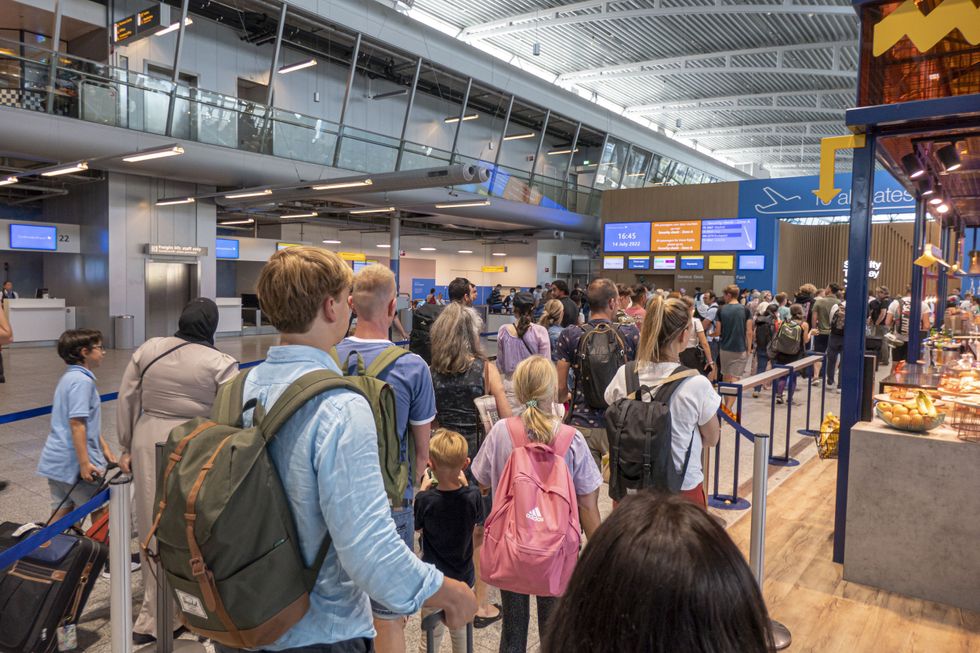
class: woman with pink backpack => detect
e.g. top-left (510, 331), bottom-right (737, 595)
top-left (471, 355), bottom-right (602, 653)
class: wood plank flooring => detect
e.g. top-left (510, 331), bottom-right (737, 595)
top-left (726, 457), bottom-right (980, 652)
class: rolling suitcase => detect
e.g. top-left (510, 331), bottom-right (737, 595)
top-left (420, 610), bottom-right (474, 653)
top-left (0, 522), bottom-right (108, 653)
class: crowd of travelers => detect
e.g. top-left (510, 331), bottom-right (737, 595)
top-left (34, 249), bottom-right (939, 653)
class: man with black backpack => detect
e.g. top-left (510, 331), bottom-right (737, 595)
top-left (190, 248), bottom-right (475, 652)
top-left (556, 278), bottom-right (640, 469)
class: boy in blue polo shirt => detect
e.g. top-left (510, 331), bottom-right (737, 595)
top-left (37, 329), bottom-right (114, 523)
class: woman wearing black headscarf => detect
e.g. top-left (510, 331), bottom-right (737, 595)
top-left (116, 298), bottom-right (238, 644)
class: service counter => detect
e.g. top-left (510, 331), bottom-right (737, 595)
top-left (3, 298), bottom-right (71, 345)
top-left (844, 420), bottom-right (980, 612)
top-left (216, 297), bottom-right (243, 335)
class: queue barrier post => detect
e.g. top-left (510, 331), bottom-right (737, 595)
top-left (109, 473), bottom-right (134, 653)
top-left (748, 430), bottom-right (792, 650)
top-left (708, 382), bottom-right (751, 511)
top-left (769, 365), bottom-right (800, 468)
top-left (797, 352), bottom-right (826, 437)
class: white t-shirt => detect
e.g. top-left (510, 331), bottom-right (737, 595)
top-left (887, 297), bottom-right (932, 335)
top-left (604, 362), bottom-right (721, 490)
top-left (686, 316), bottom-right (704, 349)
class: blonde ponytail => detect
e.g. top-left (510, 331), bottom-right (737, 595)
top-left (637, 296), bottom-right (690, 363)
top-left (513, 355), bottom-right (559, 445)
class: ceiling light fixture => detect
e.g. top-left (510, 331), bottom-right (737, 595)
top-left (371, 89), bottom-right (408, 100)
top-left (349, 206), bottom-right (396, 215)
top-left (225, 189), bottom-right (272, 199)
top-left (123, 145), bottom-right (184, 163)
top-left (377, 243), bottom-right (391, 248)
top-left (444, 114), bottom-right (479, 124)
top-left (155, 17), bottom-right (192, 36)
top-left (41, 162), bottom-right (88, 177)
top-left (917, 178), bottom-right (935, 196)
top-left (281, 212), bottom-right (318, 219)
top-left (936, 203), bottom-right (950, 214)
top-left (278, 59), bottom-right (317, 74)
top-left (491, 252), bottom-right (507, 257)
top-left (0, 176), bottom-right (18, 186)
top-left (901, 153), bottom-right (924, 179)
top-left (936, 143), bottom-right (962, 172)
top-left (312, 179), bottom-right (374, 190)
top-left (503, 132), bottom-right (535, 141)
top-left (434, 200), bottom-right (491, 209)
top-left (420, 247), bottom-right (436, 251)
top-left (626, 172), bottom-right (645, 177)
top-left (155, 197), bottom-right (195, 206)
top-left (219, 219), bottom-right (254, 225)
top-left (458, 249), bottom-right (473, 254)
top-left (322, 239), bottom-right (341, 244)
top-left (929, 196), bottom-right (944, 206)
top-left (548, 147), bottom-right (579, 156)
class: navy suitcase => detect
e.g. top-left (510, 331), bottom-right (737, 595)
top-left (0, 522), bottom-right (108, 653)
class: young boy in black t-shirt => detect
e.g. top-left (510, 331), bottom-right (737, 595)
top-left (415, 429), bottom-right (484, 653)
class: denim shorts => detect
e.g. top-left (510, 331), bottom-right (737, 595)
top-left (47, 478), bottom-right (102, 511)
top-left (370, 507), bottom-right (415, 619)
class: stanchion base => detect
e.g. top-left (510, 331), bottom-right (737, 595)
top-left (708, 495), bottom-right (751, 510)
top-left (772, 619), bottom-right (792, 650)
top-left (135, 640), bottom-right (207, 653)
top-left (768, 455), bottom-right (801, 467)
top-left (797, 428), bottom-right (819, 437)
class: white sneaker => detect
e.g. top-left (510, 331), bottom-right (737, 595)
top-left (812, 378), bottom-right (822, 387)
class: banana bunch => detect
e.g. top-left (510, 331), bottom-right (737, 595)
top-left (916, 391), bottom-right (938, 419)
top-left (877, 391), bottom-right (942, 431)
top-left (818, 413), bottom-right (840, 459)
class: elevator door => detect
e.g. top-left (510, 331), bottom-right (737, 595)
top-left (145, 262), bottom-right (197, 339)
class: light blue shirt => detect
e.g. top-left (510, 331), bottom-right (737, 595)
top-left (37, 366), bottom-right (105, 485)
top-left (242, 345), bottom-right (443, 648)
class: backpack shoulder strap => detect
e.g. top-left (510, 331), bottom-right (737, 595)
top-left (624, 361), bottom-right (640, 397)
top-left (550, 424), bottom-right (576, 458)
top-left (505, 416), bottom-right (528, 449)
top-left (365, 345), bottom-right (410, 378)
top-left (212, 368), bottom-right (251, 426)
top-left (651, 366), bottom-right (698, 402)
top-left (261, 370), bottom-right (367, 438)
top-left (140, 341), bottom-right (194, 382)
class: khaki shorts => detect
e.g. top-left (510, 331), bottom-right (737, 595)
top-left (719, 350), bottom-right (748, 378)
top-left (578, 426), bottom-right (608, 472)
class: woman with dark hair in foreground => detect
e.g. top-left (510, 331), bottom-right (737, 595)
top-left (543, 492), bottom-right (775, 653)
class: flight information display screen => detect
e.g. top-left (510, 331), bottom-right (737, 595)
top-left (604, 222), bottom-right (651, 252)
top-left (701, 218), bottom-right (757, 251)
top-left (9, 224), bottom-right (57, 250)
top-left (215, 238), bottom-right (240, 259)
top-left (627, 256), bottom-right (650, 270)
top-left (603, 255), bottom-right (625, 270)
top-left (738, 254), bottom-right (766, 270)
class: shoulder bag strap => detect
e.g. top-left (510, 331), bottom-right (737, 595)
top-left (365, 345), bottom-right (410, 378)
top-left (260, 370), bottom-right (367, 439)
top-left (139, 341), bottom-right (194, 383)
top-left (624, 360), bottom-right (640, 398)
top-left (211, 368), bottom-right (252, 426)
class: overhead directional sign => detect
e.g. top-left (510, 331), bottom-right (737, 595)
top-left (812, 134), bottom-right (866, 203)
top-left (114, 4), bottom-right (163, 44)
top-left (737, 171), bottom-right (915, 219)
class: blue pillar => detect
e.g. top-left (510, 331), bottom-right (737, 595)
top-left (834, 132), bottom-right (876, 564)
top-left (908, 197), bottom-right (926, 362)
top-left (936, 226), bottom-right (949, 330)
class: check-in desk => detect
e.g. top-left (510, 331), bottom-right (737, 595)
top-left (216, 297), bottom-right (243, 335)
top-left (4, 298), bottom-right (70, 345)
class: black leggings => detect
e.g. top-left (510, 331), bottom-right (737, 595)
top-left (498, 590), bottom-right (557, 653)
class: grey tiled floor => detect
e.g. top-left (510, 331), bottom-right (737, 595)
top-left (0, 336), bottom-right (845, 652)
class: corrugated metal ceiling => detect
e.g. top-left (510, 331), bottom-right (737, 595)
top-left (408, 0), bottom-right (859, 176)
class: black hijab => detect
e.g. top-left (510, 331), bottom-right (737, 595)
top-left (174, 298), bottom-right (219, 347)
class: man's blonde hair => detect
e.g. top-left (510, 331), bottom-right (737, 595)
top-left (352, 264), bottom-right (395, 321)
top-left (429, 429), bottom-right (469, 470)
top-left (256, 247), bottom-right (352, 333)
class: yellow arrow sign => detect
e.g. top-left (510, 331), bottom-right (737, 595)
top-left (873, 0), bottom-right (980, 57)
top-left (812, 134), bottom-right (867, 204)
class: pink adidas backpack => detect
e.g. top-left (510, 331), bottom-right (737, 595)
top-left (480, 417), bottom-right (581, 597)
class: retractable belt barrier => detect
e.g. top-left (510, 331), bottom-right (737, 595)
top-left (709, 354), bottom-right (824, 511)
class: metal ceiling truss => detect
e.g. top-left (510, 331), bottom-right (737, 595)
top-left (557, 41), bottom-right (857, 83)
top-left (624, 88), bottom-right (851, 114)
top-left (677, 121), bottom-right (845, 138)
top-left (714, 143), bottom-right (823, 154)
top-left (459, 1), bottom-right (855, 41)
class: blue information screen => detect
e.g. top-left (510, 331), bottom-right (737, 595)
top-left (604, 222), bottom-right (651, 253)
top-left (701, 218), bottom-right (757, 251)
top-left (627, 256), bottom-right (650, 270)
top-left (738, 254), bottom-right (766, 271)
top-left (9, 224), bottom-right (57, 250)
top-left (680, 256), bottom-right (704, 270)
top-left (215, 238), bottom-right (239, 259)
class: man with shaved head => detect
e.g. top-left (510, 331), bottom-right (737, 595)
top-left (334, 264), bottom-right (437, 653)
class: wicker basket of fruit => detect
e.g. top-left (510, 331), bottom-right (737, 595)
top-left (875, 391), bottom-right (946, 433)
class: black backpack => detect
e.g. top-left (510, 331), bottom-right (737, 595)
top-left (409, 303), bottom-right (444, 364)
top-left (571, 322), bottom-right (628, 411)
top-left (605, 363), bottom-right (700, 501)
top-left (755, 315), bottom-right (773, 349)
top-left (831, 303), bottom-right (846, 336)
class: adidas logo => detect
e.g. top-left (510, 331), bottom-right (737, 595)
top-left (525, 507), bottom-right (544, 522)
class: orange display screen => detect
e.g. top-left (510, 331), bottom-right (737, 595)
top-left (652, 221), bottom-right (701, 252)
